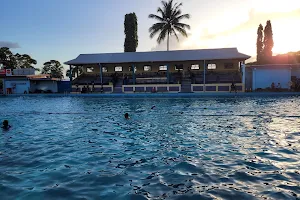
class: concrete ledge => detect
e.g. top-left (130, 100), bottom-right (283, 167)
top-left (1, 92), bottom-right (300, 98)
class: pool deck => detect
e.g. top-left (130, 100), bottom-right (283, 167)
top-left (1, 92), bottom-right (300, 98)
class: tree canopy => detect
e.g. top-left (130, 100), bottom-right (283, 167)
top-left (256, 24), bottom-right (264, 63)
top-left (124, 13), bottom-right (138, 52)
top-left (0, 47), bottom-right (39, 70)
top-left (148, 0), bottom-right (190, 51)
top-left (14, 53), bottom-right (38, 71)
top-left (42, 60), bottom-right (63, 79)
top-left (0, 47), bottom-right (16, 69)
top-left (263, 20), bottom-right (274, 61)
top-left (66, 66), bottom-right (83, 78)
top-left (254, 20), bottom-right (274, 64)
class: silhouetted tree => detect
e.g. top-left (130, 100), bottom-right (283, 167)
top-left (263, 20), bottom-right (274, 62)
top-left (66, 66), bottom-right (83, 78)
top-left (256, 24), bottom-right (264, 63)
top-left (0, 47), bottom-right (16, 69)
top-left (124, 13), bottom-right (138, 52)
top-left (149, 0), bottom-right (190, 51)
top-left (14, 53), bottom-right (39, 71)
top-left (42, 60), bottom-right (63, 79)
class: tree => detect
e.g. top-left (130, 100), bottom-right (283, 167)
top-left (124, 13), bottom-right (138, 52)
top-left (14, 53), bottom-right (39, 71)
top-left (0, 47), bottom-right (16, 69)
top-left (263, 20), bottom-right (274, 62)
top-left (66, 66), bottom-right (83, 78)
top-left (256, 24), bottom-right (264, 63)
top-left (42, 60), bottom-right (63, 79)
top-left (148, 0), bottom-right (190, 51)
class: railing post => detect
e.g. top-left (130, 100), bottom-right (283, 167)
top-left (69, 65), bottom-right (72, 92)
top-left (203, 60), bottom-right (206, 92)
top-left (167, 64), bottom-right (170, 84)
top-left (132, 64), bottom-right (135, 85)
top-left (99, 63), bottom-right (103, 84)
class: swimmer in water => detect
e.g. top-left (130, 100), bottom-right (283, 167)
top-left (2, 120), bottom-right (11, 130)
top-left (124, 113), bottom-right (129, 120)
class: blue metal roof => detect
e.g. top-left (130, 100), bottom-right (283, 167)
top-left (65, 48), bottom-right (251, 65)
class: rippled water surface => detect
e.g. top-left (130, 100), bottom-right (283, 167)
top-left (0, 96), bottom-right (299, 200)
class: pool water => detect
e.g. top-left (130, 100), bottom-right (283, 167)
top-left (0, 96), bottom-right (299, 200)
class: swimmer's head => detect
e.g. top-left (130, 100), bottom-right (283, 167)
top-left (124, 113), bottom-right (129, 119)
top-left (3, 120), bottom-right (8, 126)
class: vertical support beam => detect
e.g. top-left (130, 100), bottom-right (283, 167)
top-left (69, 65), bottom-right (73, 92)
top-left (69, 65), bottom-right (73, 81)
top-left (167, 64), bottom-right (170, 84)
top-left (203, 60), bottom-right (206, 92)
top-left (99, 63), bottom-right (103, 84)
top-left (3, 79), bottom-right (6, 95)
top-left (241, 63), bottom-right (246, 92)
top-left (252, 68), bottom-right (256, 91)
top-left (132, 64), bottom-right (135, 85)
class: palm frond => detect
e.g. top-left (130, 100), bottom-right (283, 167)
top-left (174, 22), bottom-right (190, 30)
top-left (149, 23), bottom-right (166, 38)
top-left (148, 14), bottom-right (164, 21)
top-left (174, 26), bottom-right (188, 37)
top-left (156, 7), bottom-right (166, 19)
top-left (170, 28), bottom-right (179, 41)
top-left (176, 14), bottom-right (190, 21)
top-left (171, 2), bottom-right (182, 17)
top-left (171, 9), bottom-right (181, 19)
top-left (149, 0), bottom-right (190, 48)
top-left (157, 27), bottom-right (169, 44)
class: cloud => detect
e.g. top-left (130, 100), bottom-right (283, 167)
top-left (150, 8), bottom-right (300, 55)
top-left (200, 8), bottom-right (300, 41)
top-left (0, 41), bottom-right (20, 48)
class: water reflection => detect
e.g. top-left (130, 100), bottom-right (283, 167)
top-left (0, 96), bottom-right (299, 200)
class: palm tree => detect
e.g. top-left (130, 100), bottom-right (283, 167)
top-left (149, 0), bottom-right (190, 51)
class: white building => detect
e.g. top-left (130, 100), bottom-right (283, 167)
top-left (246, 64), bottom-right (300, 91)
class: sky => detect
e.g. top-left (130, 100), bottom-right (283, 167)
top-left (1, 0), bottom-right (300, 74)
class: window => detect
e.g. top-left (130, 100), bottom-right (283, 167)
top-left (129, 66), bottom-right (137, 72)
top-left (115, 66), bottom-right (122, 72)
top-left (191, 64), bottom-right (200, 70)
top-left (144, 66), bottom-right (152, 71)
top-left (207, 64), bottom-right (217, 70)
top-left (102, 67), bottom-right (108, 72)
top-left (86, 67), bottom-right (94, 73)
top-left (159, 65), bottom-right (167, 71)
top-left (224, 63), bottom-right (234, 69)
top-left (175, 64), bottom-right (183, 71)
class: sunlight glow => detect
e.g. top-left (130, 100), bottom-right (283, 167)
top-left (272, 19), bottom-right (300, 54)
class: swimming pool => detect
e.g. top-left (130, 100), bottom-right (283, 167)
top-left (0, 96), bottom-right (299, 199)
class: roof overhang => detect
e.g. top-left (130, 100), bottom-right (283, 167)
top-left (65, 48), bottom-right (251, 65)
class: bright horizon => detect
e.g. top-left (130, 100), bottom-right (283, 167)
top-left (1, 0), bottom-right (300, 72)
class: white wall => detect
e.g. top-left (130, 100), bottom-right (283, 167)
top-left (30, 81), bottom-right (58, 93)
top-left (253, 68), bottom-right (291, 90)
top-left (4, 80), bottom-right (30, 94)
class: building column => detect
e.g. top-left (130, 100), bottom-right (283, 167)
top-left (69, 65), bottom-right (73, 92)
top-left (76, 66), bottom-right (79, 78)
top-left (252, 68), bottom-right (256, 91)
top-left (167, 64), bottom-right (170, 84)
top-left (203, 60), bottom-right (206, 92)
top-left (3, 79), bottom-right (6, 95)
top-left (132, 64), bottom-right (135, 85)
top-left (241, 63), bottom-right (246, 92)
top-left (99, 63), bottom-right (103, 84)
top-left (69, 65), bottom-right (73, 82)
